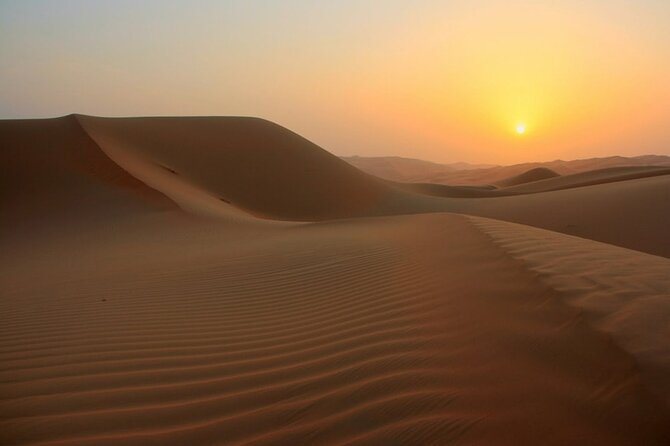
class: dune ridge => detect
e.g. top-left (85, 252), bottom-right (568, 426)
top-left (452, 174), bottom-right (670, 257)
top-left (470, 216), bottom-right (670, 407)
top-left (346, 154), bottom-right (670, 186)
top-left (499, 165), bottom-right (670, 194)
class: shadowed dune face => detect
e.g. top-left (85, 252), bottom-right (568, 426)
top-left (0, 116), bottom-right (174, 219)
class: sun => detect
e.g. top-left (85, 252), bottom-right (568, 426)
top-left (515, 123), bottom-right (527, 135)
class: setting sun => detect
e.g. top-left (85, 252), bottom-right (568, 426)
top-left (516, 123), bottom-right (527, 135)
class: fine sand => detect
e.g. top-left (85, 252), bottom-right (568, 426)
top-left (1, 115), bottom-right (669, 445)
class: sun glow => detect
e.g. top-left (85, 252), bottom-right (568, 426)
top-left (516, 123), bottom-right (527, 135)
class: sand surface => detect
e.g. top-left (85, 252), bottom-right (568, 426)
top-left (2, 116), bottom-right (669, 445)
top-left (345, 154), bottom-right (670, 186)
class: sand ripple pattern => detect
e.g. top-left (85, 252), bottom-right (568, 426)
top-left (0, 230), bottom-right (476, 445)
top-left (2, 214), bottom-right (669, 445)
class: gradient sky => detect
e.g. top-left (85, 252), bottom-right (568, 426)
top-left (1, 0), bottom-right (669, 164)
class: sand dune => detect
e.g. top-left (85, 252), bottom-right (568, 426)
top-left (341, 156), bottom-right (494, 183)
top-left (500, 165), bottom-right (670, 194)
top-left (495, 167), bottom-right (560, 187)
top-left (390, 182), bottom-right (498, 198)
top-left (2, 115), bottom-right (669, 445)
top-left (77, 115), bottom-right (402, 221)
top-left (387, 167), bottom-right (670, 257)
top-left (17, 115), bottom-right (665, 257)
top-left (3, 214), bottom-right (668, 445)
top-left (450, 174), bottom-right (670, 257)
top-left (0, 116), bottom-right (174, 220)
top-left (393, 164), bottom-right (670, 198)
top-left (471, 216), bottom-right (670, 407)
top-left (346, 154), bottom-right (670, 186)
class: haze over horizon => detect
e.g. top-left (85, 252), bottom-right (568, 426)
top-left (1, 0), bottom-right (669, 164)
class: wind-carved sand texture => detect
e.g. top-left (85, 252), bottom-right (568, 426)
top-left (470, 216), bottom-right (670, 408)
top-left (1, 115), bottom-right (669, 445)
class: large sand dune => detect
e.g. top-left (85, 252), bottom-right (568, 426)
top-left (76, 115), bottom-right (403, 221)
top-left (2, 115), bottom-right (669, 445)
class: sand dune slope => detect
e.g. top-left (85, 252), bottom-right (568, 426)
top-left (495, 167), bottom-right (560, 187)
top-left (387, 169), bottom-right (670, 257)
top-left (77, 116), bottom-right (403, 221)
top-left (390, 164), bottom-right (670, 200)
top-left (0, 116), bottom-right (174, 222)
top-left (5, 115), bottom-right (666, 256)
top-left (451, 174), bottom-right (670, 257)
top-left (500, 165), bottom-right (670, 194)
top-left (471, 216), bottom-right (670, 407)
top-left (2, 214), bottom-right (668, 445)
top-left (390, 182), bottom-right (497, 198)
top-left (408, 155), bottom-right (670, 186)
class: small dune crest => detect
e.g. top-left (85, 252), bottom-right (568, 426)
top-left (496, 167), bottom-right (560, 187)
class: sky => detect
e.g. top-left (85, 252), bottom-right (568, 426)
top-left (1, 0), bottom-right (669, 164)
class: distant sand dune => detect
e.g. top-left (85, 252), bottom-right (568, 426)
top-left (1, 115), bottom-right (669, 445)
top-left (500, 165), bottom-right (670, 194)
top-left (451, 174), bottom-right (670, 257)
top-left (346, 154), bottom-right (670, 186)
top-left (495, 166), bottom-right (560, 187)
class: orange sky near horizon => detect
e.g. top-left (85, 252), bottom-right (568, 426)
top-left (1, 1), bottom-right (669, 164)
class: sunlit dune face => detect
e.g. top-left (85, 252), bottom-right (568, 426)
top-left (516, 123), bottom-right (527, 135)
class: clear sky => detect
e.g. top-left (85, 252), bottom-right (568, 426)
top-left (1, 0), bottom-right (669, 164)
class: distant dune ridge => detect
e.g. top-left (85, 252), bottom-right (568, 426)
top-left (344, 154), bottom-right (670, 186)
top-left (2, 115), bottom-right (670, 445)
top-left (494, 166), bottom-right (560, 187)
top-left (341, 156), bottom-right (495, 182)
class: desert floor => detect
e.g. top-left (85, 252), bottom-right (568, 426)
top-left (1, 115), bottom-right (669, 445)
